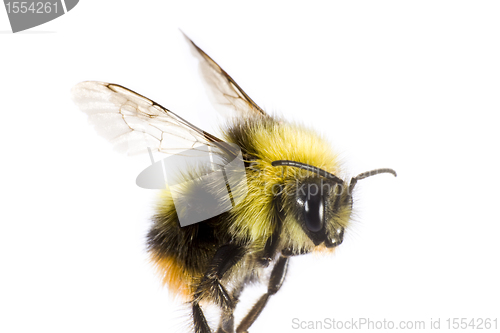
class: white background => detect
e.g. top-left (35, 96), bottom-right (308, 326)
top-left (1, 1), bottom-right (499, 333)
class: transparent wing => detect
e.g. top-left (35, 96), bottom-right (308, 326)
top-left (71, 81), bottom-right (232, 157)
top-left (183, 32), bottom-right (268, 118)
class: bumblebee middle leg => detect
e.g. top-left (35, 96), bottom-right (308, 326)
top-left (236, 255), bottom-right (289, 333)
top-left (192, 243), bottom-right (246, 333)
top-left (216, 281), bottom-right (246, 333)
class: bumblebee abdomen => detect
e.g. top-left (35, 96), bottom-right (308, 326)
top-left (147, 190), bottom-right (230, 299)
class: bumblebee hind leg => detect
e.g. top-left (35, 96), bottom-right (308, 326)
top-left (192, 244), bottom-right (246, 333)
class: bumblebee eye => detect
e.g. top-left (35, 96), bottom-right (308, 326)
top-left (303, 191), bottom-right (324, 232)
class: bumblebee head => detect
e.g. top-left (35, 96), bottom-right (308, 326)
top-left (272, 160), bottom-right (396, 249)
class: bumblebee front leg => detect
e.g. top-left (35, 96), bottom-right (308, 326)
top-left (236, 254), bottom-right (289, 333)
top-left (192, 244), bottom-right (246, 333)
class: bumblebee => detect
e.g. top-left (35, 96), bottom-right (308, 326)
top-left (72, 34), bottom-right (396, 333)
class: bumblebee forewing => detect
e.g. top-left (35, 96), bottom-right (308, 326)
top-left (71, 81), bottom-right (221, 156)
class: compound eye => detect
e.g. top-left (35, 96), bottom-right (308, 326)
top-left (303, 190), bottom-right (324, 232)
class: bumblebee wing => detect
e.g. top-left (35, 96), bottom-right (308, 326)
top-left (184, 33), bottom-right (268, 118)
top-left (72, 81), bottom-right (236, 158)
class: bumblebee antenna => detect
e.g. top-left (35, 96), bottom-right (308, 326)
top-left (349, 168), bottom-right (397, 194)
top-left (271, 160), bottom-right (344, 184)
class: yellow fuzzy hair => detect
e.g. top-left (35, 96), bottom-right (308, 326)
top-left (150, 116), bottom-right (350, 297)
top-left (220, 117), bottom-right (348, 253)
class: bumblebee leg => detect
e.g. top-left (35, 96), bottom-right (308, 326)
top-left (216, 313), bottom-right (234, 333)
top-left (236, 255), bottom-right (289, 333)
top-left (216, 279), bottom-right (246, 333)
top-left (193, 301), bottom-right (212, 333)
top-left (192, 244), bottom-right (246, 333)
